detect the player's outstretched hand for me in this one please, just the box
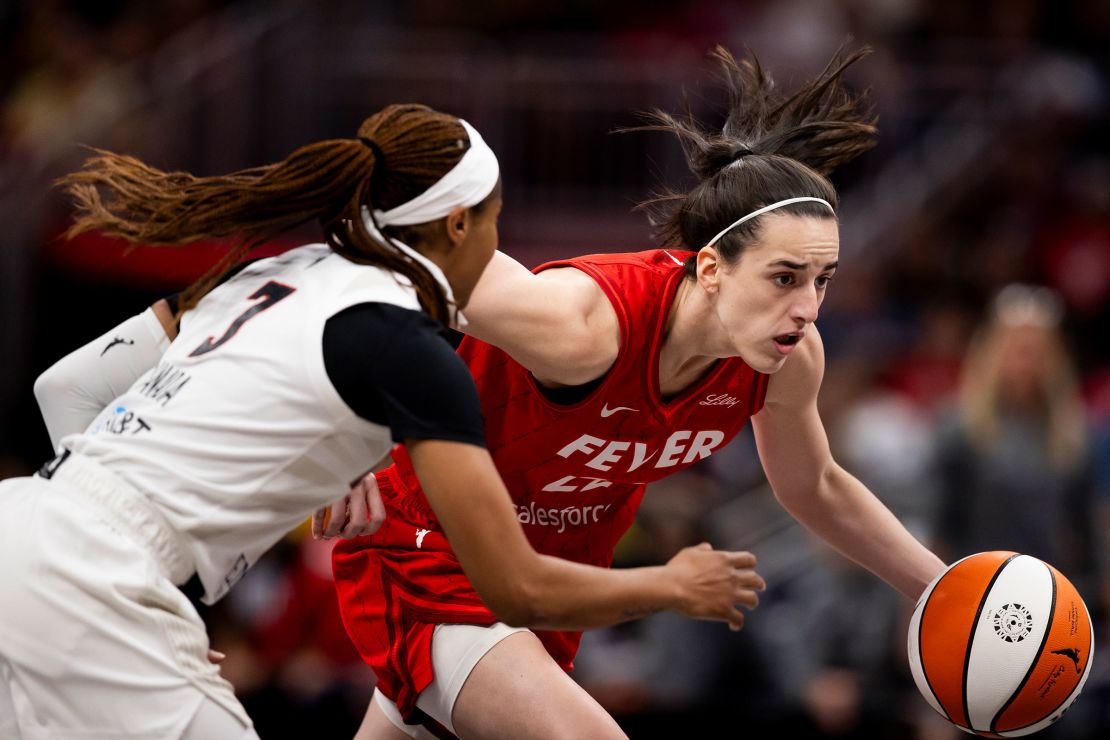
[666,542,765,631]
[311,472,387,539]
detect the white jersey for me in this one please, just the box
[65,243,421,603]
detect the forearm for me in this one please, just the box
[515,556,679,631]
[776,464,946,600]
[434,486,686,630]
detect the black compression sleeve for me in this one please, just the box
[322,303,486,447]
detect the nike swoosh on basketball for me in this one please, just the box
[600,404,638,417]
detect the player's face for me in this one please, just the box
[710,214,839,373]
[996,323,1053,404]
[446,190,503,309]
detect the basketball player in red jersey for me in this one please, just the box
[329,46,948,739]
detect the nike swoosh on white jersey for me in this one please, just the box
[600,404,638,417]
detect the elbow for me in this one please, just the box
[32,368,61,409]
[477,566,555,627]
[769,478,810,509]
[33,365,75,420]
[483,587,539,628]
[771,470,835,513]
[488,599,537,628]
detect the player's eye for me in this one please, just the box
[772,274,794,287]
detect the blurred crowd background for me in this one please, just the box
[2,0,1109,738]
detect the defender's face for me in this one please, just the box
[709,214,839,373]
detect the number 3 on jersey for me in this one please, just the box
[189,281,296,357]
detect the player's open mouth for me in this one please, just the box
[773,332,803,354]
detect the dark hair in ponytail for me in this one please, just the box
[629,44,877,276]
[59,103,481,323]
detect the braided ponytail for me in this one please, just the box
[60,103,476,323]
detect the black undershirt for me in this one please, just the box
[321,303,486,448]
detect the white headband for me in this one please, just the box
[704,196,835,248]
[356,217,470,330]
[371,119,499,226]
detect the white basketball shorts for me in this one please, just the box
[0,454,255,739]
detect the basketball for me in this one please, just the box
[907,551,1094,737]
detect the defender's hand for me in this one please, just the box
[311,473,386,539]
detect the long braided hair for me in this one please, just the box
[59,104,486,324]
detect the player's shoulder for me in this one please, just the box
[542,248,690,273]
[528,262,610,318]
[537,249,684,304]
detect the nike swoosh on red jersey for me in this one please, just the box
[600,404,638,417]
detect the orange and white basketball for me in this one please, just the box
[907,551,1094,737]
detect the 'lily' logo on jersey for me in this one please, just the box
[542,430,726,492]
[700,393,740,408]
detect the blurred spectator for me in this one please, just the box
[931,284,1097,585]
[3,3,130,165]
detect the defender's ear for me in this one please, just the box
[443,205,470,249]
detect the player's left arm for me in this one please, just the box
[751,326,946,600]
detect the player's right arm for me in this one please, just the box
[407,438,764,631]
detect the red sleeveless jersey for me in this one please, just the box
[333,250,769,718]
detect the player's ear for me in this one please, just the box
[443,205,469,249]
[696,246,721,295]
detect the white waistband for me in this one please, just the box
[40,451,195,586]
